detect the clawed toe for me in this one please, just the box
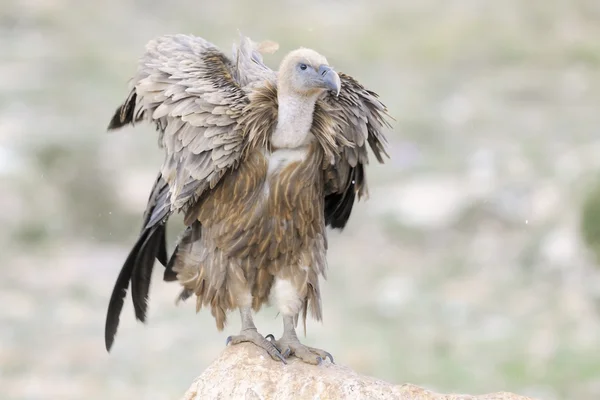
[266,336,334,365]
[270,349,287,364]
[291,344,323,365]
[311,347,334,364]
[226,330,287,364]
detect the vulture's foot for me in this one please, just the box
[226,329,287,364]
[228,306,287,363]
[266,334,334,365]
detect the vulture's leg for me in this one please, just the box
[267,315,334,365]
[226,306,286,364]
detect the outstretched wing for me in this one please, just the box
[321,73,391,229]
[105,34,262,351]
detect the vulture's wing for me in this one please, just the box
[105,34,260,351]
[321,73,391,229]
[231,34,278,86]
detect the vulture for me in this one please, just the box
[104,33,390,365]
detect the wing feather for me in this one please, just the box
[321,73,392,229]
[104,34,273,351]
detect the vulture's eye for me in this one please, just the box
[299,64,307,71]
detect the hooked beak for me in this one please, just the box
[318,65,341,96]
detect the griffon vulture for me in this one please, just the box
[104,34,390,365]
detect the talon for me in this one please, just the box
[226,328,287,364]
[265,334,275,341]
[272,316,334,365]
[274,351,288,364]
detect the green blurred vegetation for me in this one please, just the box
[581,178,600,266]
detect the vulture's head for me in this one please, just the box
[278,48,341,97]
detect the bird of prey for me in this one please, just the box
[104,33,390,365]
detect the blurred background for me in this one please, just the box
[2,0,600,399]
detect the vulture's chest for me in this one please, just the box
[197,144,325,260]
[264,147,311,191]
[256,144,325,215]
[253,145,326,257]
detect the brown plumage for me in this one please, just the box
[104,33,390,364]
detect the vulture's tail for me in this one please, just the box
[104,173,172,351]
[105,223,167,351]
[104,92,172,351]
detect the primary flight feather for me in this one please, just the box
[105,33,390,364]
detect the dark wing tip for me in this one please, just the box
[105,314,117,352]
[104,227,154,352]
[325,165,365,230]
[163,268,178,282]
[107,105,126,131]
[131,224,167,322]
[163,238,179,281]
[157,226,168,267]
[105,269,132,352]
[107,90,140,131]
[325,189,356,230]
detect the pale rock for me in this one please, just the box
[182,343,534,400]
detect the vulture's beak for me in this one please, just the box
[318,65,341,96]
